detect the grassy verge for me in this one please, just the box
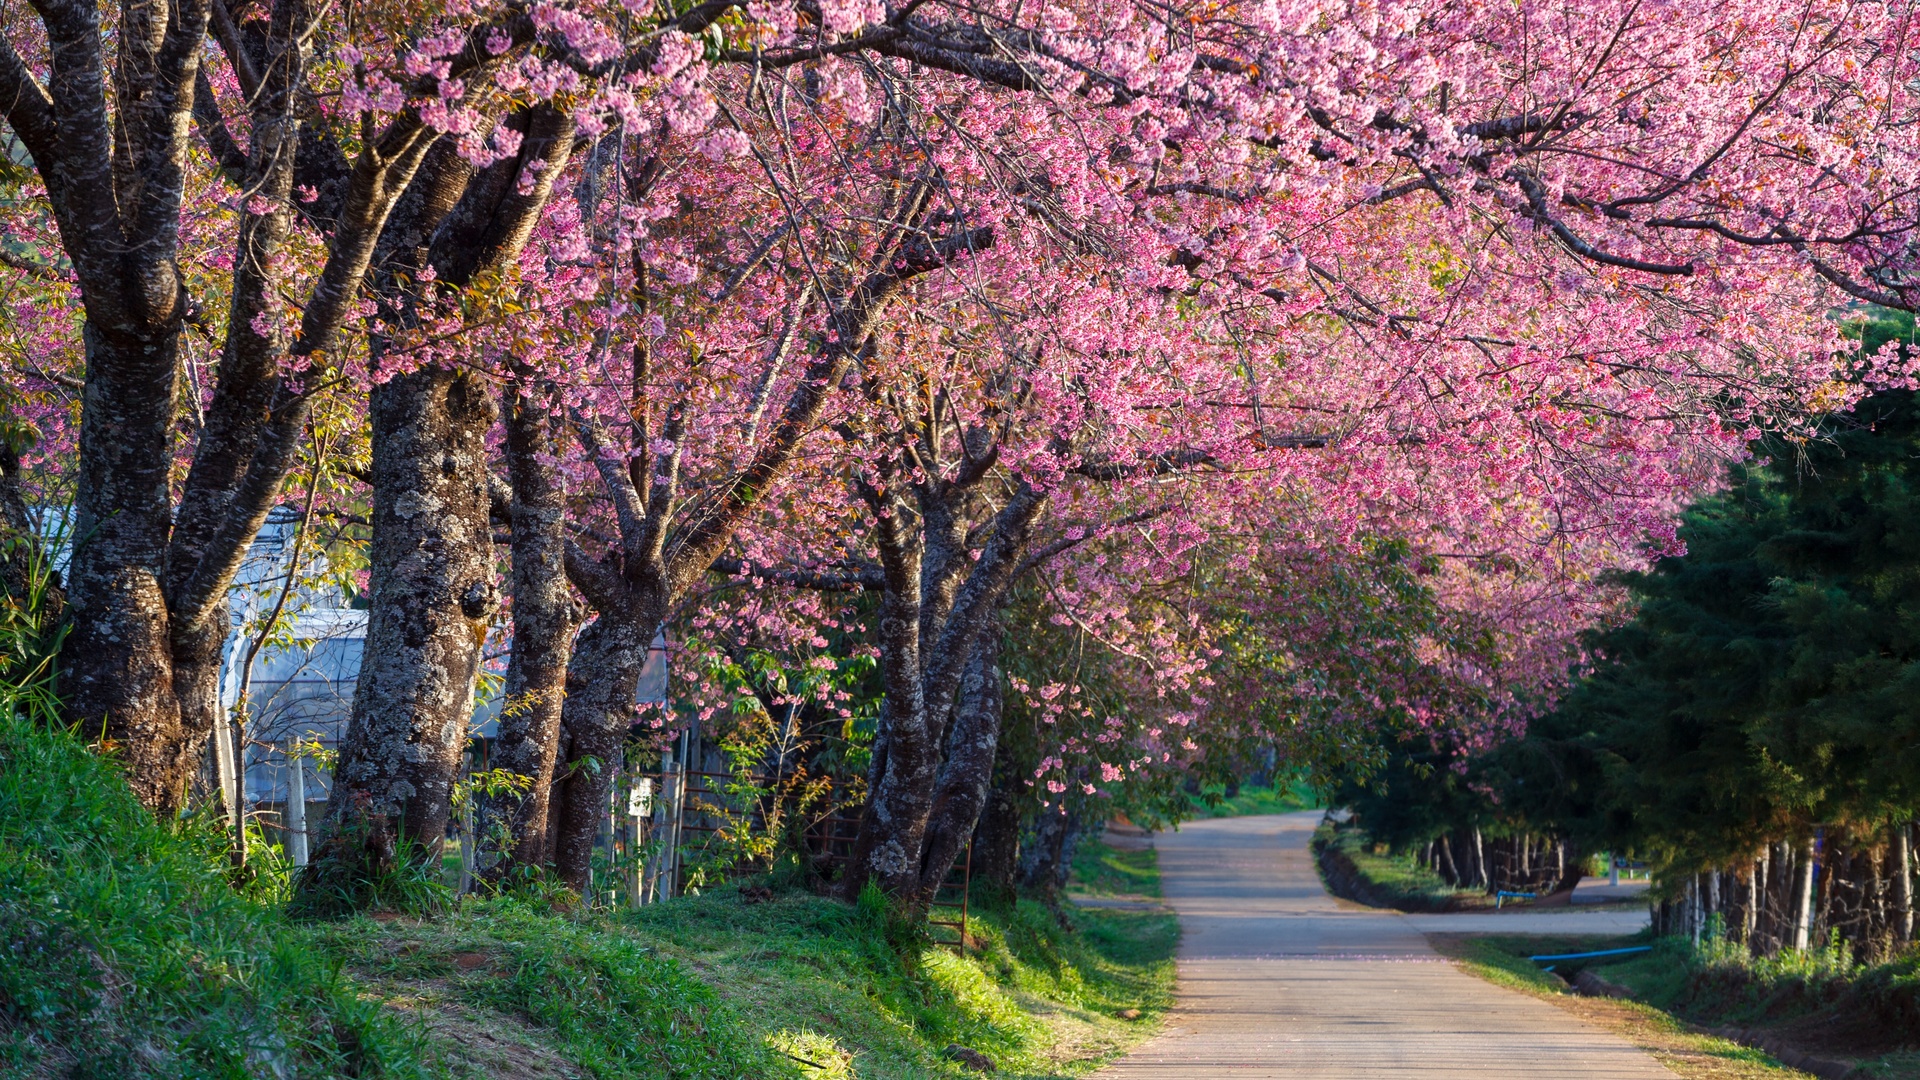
[1599,937,1920,1079]
[313,845,1176,1080]
[0,709,438,1077]
[1431,933,1810,1080]
[1,709,1176,1078]
[1312,821,1486,912]
[1065,837,1164,901]
[1432,933,1920,1080]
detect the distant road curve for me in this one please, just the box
[1095,811,1675,1079]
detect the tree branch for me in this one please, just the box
[664,223,995,588]
[1510,170,1694,276]
[709,557,885,592]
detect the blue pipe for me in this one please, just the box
[1527,946,1653,962]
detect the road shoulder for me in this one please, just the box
[1427,933,1820,1080]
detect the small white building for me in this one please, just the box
[218,510,667,810]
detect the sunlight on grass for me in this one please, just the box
[308,838,1177,1078]
[767,1029,856,1079]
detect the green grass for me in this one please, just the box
[1312,822,1485,911]
[311,841,1177,1079]
[0,708,436,1078]
[1067,838,1163,899]
[1601,936,1920,1072]
[1186,776,1321,819]
[0,704,1177,1078]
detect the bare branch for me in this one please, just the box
[1510,170,1694,276]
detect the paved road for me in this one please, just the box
[1096,812,1675,1079]
[1402,908,1649,935]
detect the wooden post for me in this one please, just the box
[663,758,684,898]
[644,768,669,903]
[1793,835,1816,951]
[287,752,309,867]
[1893,822,1913,945]
[457,771,475,896]
[960,838,971,947]
[637,768,660,903]
[213,708,241,848]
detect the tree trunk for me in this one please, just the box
[549,607,657,890]
[1895,822,1914,945]
[1706,867,1720,934]
[1867,841,1888,959]
[312,366,496,873]
[842,505,936,900]
[1549,838,1582,896]
[64,325,191,814]
[1815,835,1835,946]
[477,388,575,882]
[1021,802,1086,902]
[1793,834,1816,951]
[167,608,230,802]
[844,597,937,899]
[1436,833,1459,886]
[915,634,1002,902]
[970,698,1028,903]
[972,776,1024,902]
[843,483,1046,905]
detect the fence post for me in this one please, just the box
[637,776,660,903]
[457,765,475,896]
[286,753,308,867]
[663,759,683,898]
[213,708,241,843]
[961,839,971,948]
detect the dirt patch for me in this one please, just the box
[1103,820,1154,852]
[420,1000,584,1080]
[1547,994,1815,1080]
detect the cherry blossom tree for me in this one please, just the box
[0,0,726,813]
[3,0,1915,906]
